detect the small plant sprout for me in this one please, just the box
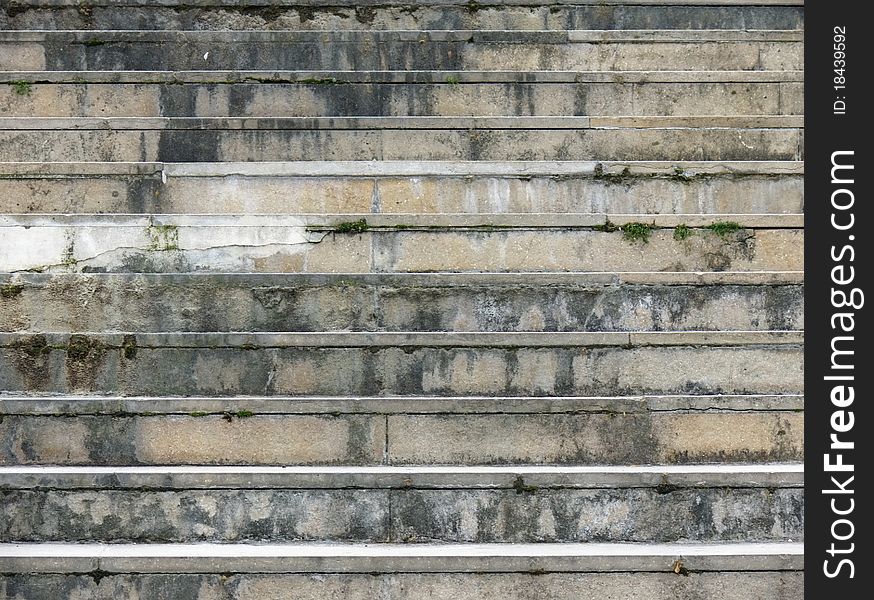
[11,81,32,96]
[620,222,654,244]
[705,221,743,237]
[673,224,692,241]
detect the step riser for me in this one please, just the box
[1,281,804,333]
[0,173,805,215]
[0,330,804,393]
[0,128,804,162]
[0,412,802,465]
[1,227,803,273]
[0,5,805,31]
[0,394,804,416]
[1,487,802,544]
[0,572,804,599]
[0,343,804,396]
[0,82,803,117]
[3,41,802,72]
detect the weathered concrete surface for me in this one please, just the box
[0,273,804,333]
[1,489,389,543]
[0,226,804,273]
[0,415,386,465]
[0,571,804,600]
[0,411,802,465]
[0,30,802,72]
[0,127,804,162]
[0,1,805,31]
[389,487,802,543]
[0,81,802,117]
[0,541,806,572]
[0,167,805,215]
[387,412,802,464]
[0,393,805,418]
[0,465,805,490]
[0,487,801,543]
[0,337,802,395]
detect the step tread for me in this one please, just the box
[0,213,804,228]
[0,271,807,284]
[0,331,804,347]
[0,29,804,42]
[0,70,805,83]
[4,0,806,7]
[0,464,804,489]
[0,160,805,176]
[0,393,805,414]
[0,541,805,574]
[0,115,804,130]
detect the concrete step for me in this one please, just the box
[1,0,805,32]
[0,330,803,398]
[0,160,805,215]
[0,393,804,465]
[0,71,802,117]
[0,466,802,544]
[0,272,804,333]
[0,408,804,466]
[0,391,805,415]
[0,30,802,72]
[0,115,803,162]
[0,542,803,600]
[0,213,802,273]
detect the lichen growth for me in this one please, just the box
[0,283,24,298]
[147,224,179,251]
[12,335,51,357]
[121,334,137,359]
[67,334,102,360]
[668,166,695,183]
[512,475,538,495]
[298,77,346,85]
[593,164,632,184]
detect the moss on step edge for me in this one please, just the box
[146,224,179,251]
[0,283,25,298]
[706,221,744,237]
[332,219,370,234]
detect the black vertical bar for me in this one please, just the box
[805,1,872,596]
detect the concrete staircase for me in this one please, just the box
[0,1,803,598]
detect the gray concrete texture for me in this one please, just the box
[0,126,804,162]
[0,32,802,72]
[0,274,804,333]
[0,411,802,465]
[0,571,804,600]
[0,81,803,117]
[0,170,805,215]
[0,336,803,395]
[0,3,805,32]
[1,226,804,273]
[0,486,802,543]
